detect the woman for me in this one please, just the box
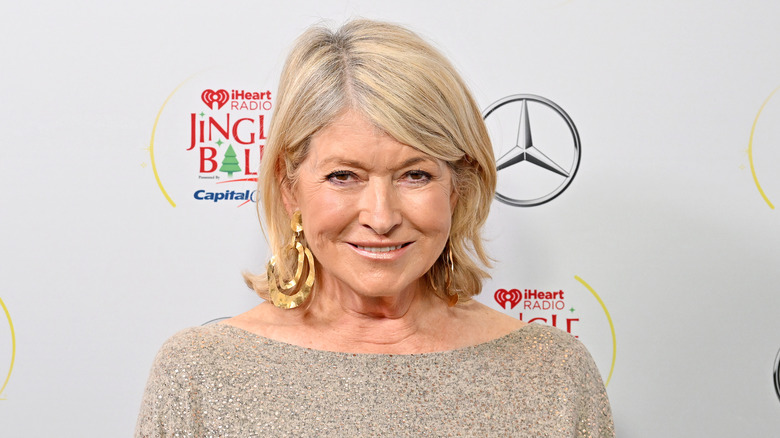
[136,19,613,437]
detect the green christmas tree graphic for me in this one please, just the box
[219,145,241,177]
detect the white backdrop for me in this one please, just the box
[2,1,780,436]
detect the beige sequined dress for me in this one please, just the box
[135,323,614,437]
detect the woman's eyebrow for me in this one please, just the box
[318,157,365,168]
[317,155,437,170]
[397,156,435,168]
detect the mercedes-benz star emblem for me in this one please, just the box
[483,94,581,207]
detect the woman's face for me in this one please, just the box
[283,110,457,299]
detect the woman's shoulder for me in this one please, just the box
[474,320,600,378]
[147,325,228,371]
[499,323,614,435]
[457,302,592,361]
[155,324,233,353]
[149,324,273,371]
[514,321,582,345]
[504,322,595,359]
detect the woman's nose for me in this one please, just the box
[358,178,402,235]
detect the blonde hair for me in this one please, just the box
[244,19,496,303]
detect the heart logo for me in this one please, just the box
[494,288,522,309]
[201,89,229,110]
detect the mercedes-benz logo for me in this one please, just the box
[483,94,581,207]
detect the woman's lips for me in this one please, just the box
[347,242,412,257]
[353,244,404,253]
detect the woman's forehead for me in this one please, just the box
[296,108,454,174]
[307,128,440,171]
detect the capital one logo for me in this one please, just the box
[483,94,581,207]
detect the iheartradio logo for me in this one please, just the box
[202,89,229,110]
[495,288,566,310]
[495,289,522,309]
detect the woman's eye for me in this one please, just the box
[326,170,355,184]
[403,170,432,183]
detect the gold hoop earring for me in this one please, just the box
[267,211,315,309]
[444,244,458,306]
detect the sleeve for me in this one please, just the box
[573,340,615,438]
[134,330,201,438]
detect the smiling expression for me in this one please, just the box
[283,110,457,299]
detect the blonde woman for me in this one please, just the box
[137,19,613,437]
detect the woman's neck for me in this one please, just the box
[296,276,454,353]
[228,274,524,354]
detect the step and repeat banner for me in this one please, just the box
[2,1,779,436]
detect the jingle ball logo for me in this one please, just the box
[146,79,273,208]
[493,277,617,386]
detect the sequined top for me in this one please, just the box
[135,323,613,437]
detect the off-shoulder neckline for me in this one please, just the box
[208,322,546,357]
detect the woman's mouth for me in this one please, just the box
[353,244,404,253]
[349,242,411,253]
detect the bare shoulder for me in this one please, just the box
[223,302,300,338]
[454,299,526,344]
[460,299,526,329]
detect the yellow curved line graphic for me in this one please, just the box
[747,85,780,210]
[0,297,16,400]
[574,275,616,387]
[150,75,198,208]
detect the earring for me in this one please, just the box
[267,211,315,309]
[443,243,458,306]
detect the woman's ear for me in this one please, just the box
[275,157,298,216]
[449,186,459,212]
[449,170,459,212]
[279,176,298,217]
